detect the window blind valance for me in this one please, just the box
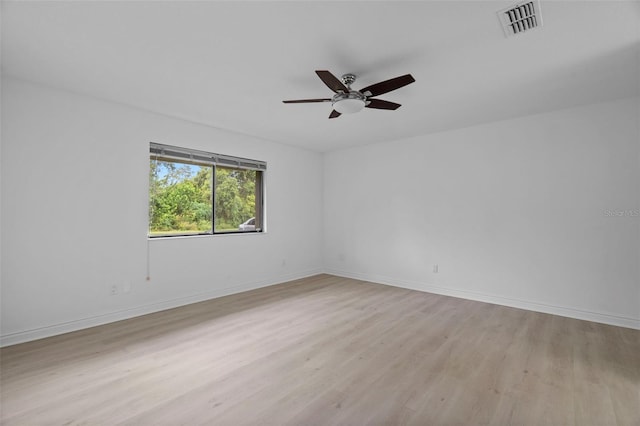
[150,142,267,171]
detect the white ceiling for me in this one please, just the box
[2,1,639,152]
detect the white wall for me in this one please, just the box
[1,77,324,345]
[324,97,640,329]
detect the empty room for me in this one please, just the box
[1,1,638,425]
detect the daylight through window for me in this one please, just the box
[149,143,265,237]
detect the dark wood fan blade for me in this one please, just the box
[283,98,332,103]
[329,110,341,119]
[316,70,349,93]
[359,74,415,97]
[366,99,401,110]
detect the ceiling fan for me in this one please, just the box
[283,70,415,119]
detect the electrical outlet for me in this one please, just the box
[433,264,439,273]
[110,285,118,295]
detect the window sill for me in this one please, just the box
[148,231,266,241]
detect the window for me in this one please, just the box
[149,143,265,237]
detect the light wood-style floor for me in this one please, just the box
[1,274,638,425]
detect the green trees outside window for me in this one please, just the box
[214,167,257,232]
[149,157,262,237]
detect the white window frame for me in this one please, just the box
[149,142,266,238]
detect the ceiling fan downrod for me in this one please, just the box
[340,73,357,90]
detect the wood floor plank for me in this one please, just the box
[1,274,638,425]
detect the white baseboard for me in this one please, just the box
[324,268,640,330]
[0,269,323,347]
[3,267,636,347]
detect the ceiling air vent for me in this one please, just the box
[498,0,543,37]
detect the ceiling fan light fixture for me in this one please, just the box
[333,98,365,114]
[332,92,366,114]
